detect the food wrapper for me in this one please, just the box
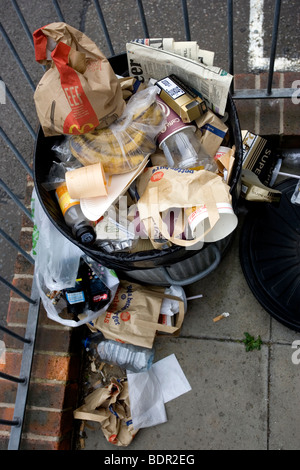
[69,85,166,174]
[33,22,125,136]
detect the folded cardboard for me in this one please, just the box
[242,130,276,186]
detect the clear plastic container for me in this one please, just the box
[160,126,217,171]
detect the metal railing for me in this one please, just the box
[0,0,294,450]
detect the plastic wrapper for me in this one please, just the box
[69,85,166,175]
[94,207,138,253]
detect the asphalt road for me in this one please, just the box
[0,0,299,324]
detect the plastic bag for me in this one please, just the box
[68,85,166,175]
[31,189,119,327]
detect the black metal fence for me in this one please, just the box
[0,0,294,450]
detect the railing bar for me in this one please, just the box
[8,276,40,450]
[233,87,295,100]
[136,0,149,38]
[0,22,35,92]
[0,371,26,384]
[267,0,282,95]
[92,0,115,56]
[0,128,33,178]
[0,275,36,305]
[0,178,33,221]
[227,0,234,95]
[0,325,31,344]
[0,227,34,264]
[1,77,36,139]
[181,0,191,41]
[0,418,21,427]
[10,0,34,48]
[51,0,65,22]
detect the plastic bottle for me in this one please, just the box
[83,333,155,373]
[55,183,95,245]
[156,94,217,172]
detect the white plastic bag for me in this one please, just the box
[31,189,119,327]
[31,188,83,291]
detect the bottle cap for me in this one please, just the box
[76,226,96,245]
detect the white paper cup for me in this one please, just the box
[65,163,107,199]
[187,202,238,242]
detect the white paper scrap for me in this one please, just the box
[152,354,192,403]
[127,354,191,429]
[127,368,167,429]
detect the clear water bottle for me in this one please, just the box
[55,183,95,245]
[83,334,155,373]
[156,94,217,172]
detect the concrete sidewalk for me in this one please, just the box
[76,206,300,451]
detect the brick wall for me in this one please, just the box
[0,177,83,450]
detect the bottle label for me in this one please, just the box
[56,183,80,216]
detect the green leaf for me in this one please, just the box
[242,332,262,352]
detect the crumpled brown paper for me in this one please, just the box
[74,377,137,446]
[33,22,125,136]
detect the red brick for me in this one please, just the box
[26,382,79,410]
[18,230,34,253]
[0,407,15,433]
[0,437,9,451]
[0,380,17,404]
[10,277,34,301]
[2,326,26,350]
[35,327,75,354]
[20,435,72,450]
[31,354,80,382]
[13,253,34,276]
[23,409,74,437]
[0,351,22,377]
[6,300,30,325]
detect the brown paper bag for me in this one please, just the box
[87,281,185,349]
[74,377,137,446]
[33,22,125,136]
[136,167,233,247]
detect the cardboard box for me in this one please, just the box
[155,74,207,123]
[242,130,277,186]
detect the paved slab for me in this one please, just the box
[78,210,300,451]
